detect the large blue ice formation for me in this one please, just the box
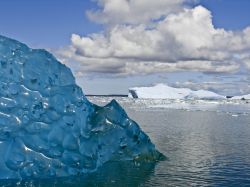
[0,35,163,179]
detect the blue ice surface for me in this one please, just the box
[0,35,164,179]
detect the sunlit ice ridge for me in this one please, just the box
[0,35,164,179]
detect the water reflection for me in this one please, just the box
[124,106,250,186]
[0,161,157,187]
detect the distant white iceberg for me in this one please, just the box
[129,84,225,100]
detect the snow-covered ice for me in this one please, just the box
[0,35,163,179]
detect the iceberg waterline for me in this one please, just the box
[0,35,163,179]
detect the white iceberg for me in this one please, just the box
[129,83,225,100]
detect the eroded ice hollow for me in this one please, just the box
[0,35,164,179]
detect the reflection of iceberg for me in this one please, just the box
[129,84,225,100]
[1,161,156,186]
[0,35,163,179]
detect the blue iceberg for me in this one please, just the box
[0,35,163,179]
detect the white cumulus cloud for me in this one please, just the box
[56,1,250,77]
[87,0,192,25]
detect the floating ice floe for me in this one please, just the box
[231,94,250,100]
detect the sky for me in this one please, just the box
[0,0,250,95]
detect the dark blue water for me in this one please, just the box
[1,98,250,186]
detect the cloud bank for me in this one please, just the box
[56,0,250,77]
